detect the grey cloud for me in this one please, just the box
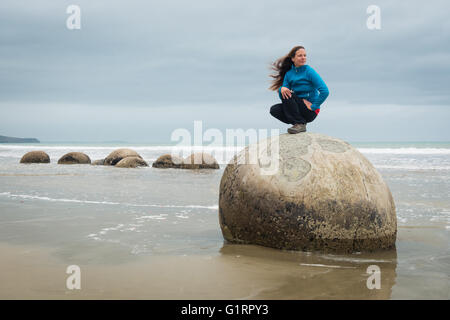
[0,0,449,142]
[0,0,448,105]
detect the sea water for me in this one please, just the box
[0,141,448,299]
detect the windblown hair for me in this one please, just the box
[269,46,304,91]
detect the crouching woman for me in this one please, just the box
[269,46,330,134]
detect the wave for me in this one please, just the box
[0,145,245,152]
[0,192,218,210]
[2,144,450,155]
[0,145,245,161]
[375,164,450,170]
[358,148,450,155]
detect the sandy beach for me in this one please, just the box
[0,223,447,300]
[0,143,449,299]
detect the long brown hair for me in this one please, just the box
[269,46,304,91]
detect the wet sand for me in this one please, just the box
[0,242,393,300]
[0,225,448,300]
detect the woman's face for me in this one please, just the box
[291,48,307,67]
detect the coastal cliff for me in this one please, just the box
[0,135,40,143]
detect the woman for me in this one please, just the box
[269,46,329,134]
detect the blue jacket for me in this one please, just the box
[278,64,329,111]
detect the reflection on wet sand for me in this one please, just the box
[219,244,398,299]
[0,242,397,299]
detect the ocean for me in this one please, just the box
[0,140,448,299]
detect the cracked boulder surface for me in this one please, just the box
[219,132,397,253]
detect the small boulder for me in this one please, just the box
[20,151,50,164]
[91,159,105,165]
[181,153,219,169]
[58,152,91,164]
[115,156,148,168]
[104,148,142,166]
[152,154,183,168]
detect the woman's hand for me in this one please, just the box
[280,87,292,99]
[303,99,313,110]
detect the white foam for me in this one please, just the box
[0,192,122,205]
[87,234,101,241]
[4,145,448,155]
[359,148,450,155]
[0,145,244,152]
[136,214,168,220]
[375,165,450,170]
[0,192,218,210]
[321,256,392,264]
[299,263,356,269]
[398,217,408,224]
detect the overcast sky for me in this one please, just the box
[1,0,449,143]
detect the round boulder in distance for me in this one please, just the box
[104,148,142,166]
[58,152,91,164]
[152,154,183,168]
[91,159,105,165]
[20,151,50,164]
[115,156,148,168]
[219,132,397,253]
[181,153,219,169]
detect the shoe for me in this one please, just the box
[287,123,306,134]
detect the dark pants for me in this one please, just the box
[270,93,317,125]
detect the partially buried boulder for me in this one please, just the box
[219,132,397,253]
[152,154,183,168]
[91,159,105,165]
[115,156,148,168]
[58,152,91,164]
[104,148,142,166]
[181,152,219,169]
[20,151,50,164]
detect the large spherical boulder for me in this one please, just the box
[219,133,397,253]
[57,152,91,164]
[115,156,148,168]
[152,154,183,168]
[181,153,219,169]
[104,148,142,166]
[20,151,50,163]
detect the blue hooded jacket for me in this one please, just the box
[278,64,329,111]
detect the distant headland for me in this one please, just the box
[0,135,40,143]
